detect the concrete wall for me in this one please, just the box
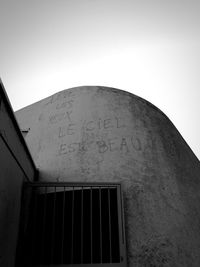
[15,86,200,267]
[0,81,36,267]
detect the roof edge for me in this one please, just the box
[0,79,37,174]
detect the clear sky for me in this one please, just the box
[0,0,199,160]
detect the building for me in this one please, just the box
[1,81,200,267]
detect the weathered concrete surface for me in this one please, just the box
[0,82,36,267]
[15,86,200,267]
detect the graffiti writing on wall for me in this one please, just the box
[57,116,126,138]
[45,91,75,106]
[44,90,155,158]
[57,135,153,156]
[47,91,76,124]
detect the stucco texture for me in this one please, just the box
[15,86,200,267]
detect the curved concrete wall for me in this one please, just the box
[16,86,200,267]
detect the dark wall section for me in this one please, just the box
[0,80,36,267]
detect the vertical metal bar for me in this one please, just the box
[81,187,84,263]
[90,187,93,263]
[120,184,127,265]
[61,186,66,264]
[108,188,112,262]
[71,187,74,264]
[99,187,102,263]
[41,186,47,263]
[51,186,57,264]
[117,185,125,263]
[119,185,124,244]
[31,187,38,263]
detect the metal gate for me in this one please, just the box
[16,182,127,267]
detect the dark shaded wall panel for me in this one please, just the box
[0,138,24,266]
[0,82,36,267]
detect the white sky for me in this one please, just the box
[0,0,199,160]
